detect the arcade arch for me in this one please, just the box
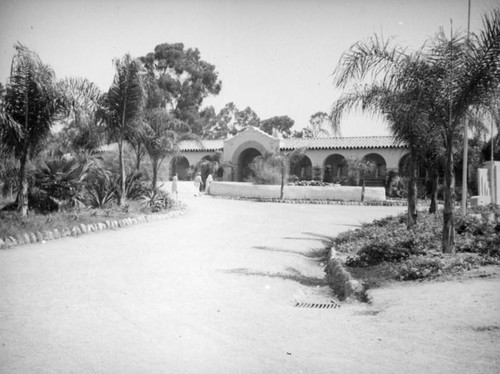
[363,153,387,178]
[237,148,262,182]
[170,156,190,180]
[290,155,313,180]
[323,154,348,182]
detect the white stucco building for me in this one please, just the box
[173,126,409,186]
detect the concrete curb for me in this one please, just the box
[325,247,368,302]
[211,195,431,207]
[0,204,188,250]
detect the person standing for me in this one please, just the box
[205,174,213,194]
[171,173,178,200]
[194,172,202,197]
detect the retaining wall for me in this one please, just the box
[208,182,386,201]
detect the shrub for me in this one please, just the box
[334,208,499,279]
[139,189,174,213]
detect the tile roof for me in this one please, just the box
[178,136,405,152]
[280,136,405,150]
[178,139,224,152]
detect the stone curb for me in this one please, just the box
[211,195,431,207]
[325,247,368,302]
[0,204,188,250]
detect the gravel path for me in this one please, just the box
[1,188,499,373]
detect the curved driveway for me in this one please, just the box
[1,191,498,373]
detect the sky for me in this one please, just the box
[0,0,498,137]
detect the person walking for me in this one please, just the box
[171,173,179,200]
[205,174,213,194]
[194,172,202,197]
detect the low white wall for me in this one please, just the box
[208,182,386,201]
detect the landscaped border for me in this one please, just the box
[210,195,433,207]
[0,204,189,249]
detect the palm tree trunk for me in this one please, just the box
[361,178,365,202]
[17,149,29,217]
[118,139,126,206]
[280,162,285,200]
[152,159,158,195]
[135,145,142,171]
[429,168,438,214]
[407,149,418,228]
[442,137,455,253]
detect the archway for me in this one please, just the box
[237,148,262,181]
[324,154,348,183]
[170,156,190,180]
[363,153,387,178]
[290,155,313,180]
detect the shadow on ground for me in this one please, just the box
[221,267,327,287]
[252,245,329,262]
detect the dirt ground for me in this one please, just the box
[1,184,499,373]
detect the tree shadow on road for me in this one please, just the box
[221,267,327,287]
[252,245,329,262]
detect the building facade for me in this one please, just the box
[172,126,409,185]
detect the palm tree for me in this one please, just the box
[427,11,500,252]
[104,54,145,206]
[331,36,439,227]
[0,43,67,216]
[142,108,192,194]
[56,77,105,154]
[332,10,500,252]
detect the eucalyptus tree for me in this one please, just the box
[103,54,146,206]
[140,43,221,134]
[0,43,67,216]
[260,115,295,138]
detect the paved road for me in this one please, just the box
[2,191,497,373]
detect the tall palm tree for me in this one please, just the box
[56,77,105,154]
[104,54,145,206]
[427,11,500,252]
[0,43,67,216]
[331,36,439,228]
[331,9,500,252]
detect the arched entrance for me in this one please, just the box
[360,153,387,187]
[290,155,313,180]
[237,148,262,181]
[170,156,190,180]
[324,154,348,183]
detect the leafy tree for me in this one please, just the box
[198,106,218,139]
[140,43,221,133]
[103,54,146,206]
[306,112,336,138]
[235,106,260,129]
[0,43,67,216]
[260,115,294,138]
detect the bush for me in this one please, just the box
[139,190,174,213]
[395,254,499,281]
[333,207,500,280]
